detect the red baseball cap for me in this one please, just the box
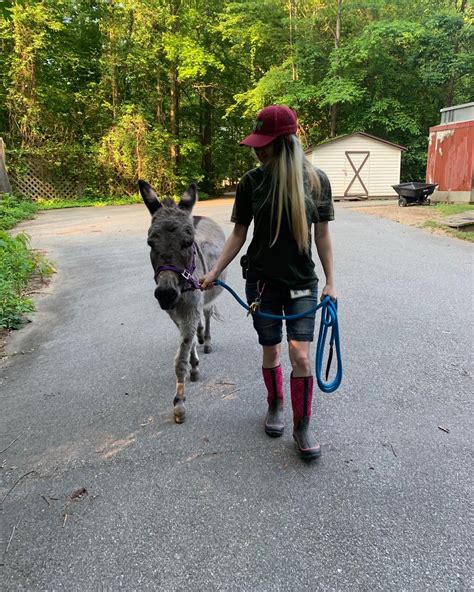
[240,105,298,148]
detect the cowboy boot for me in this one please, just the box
[262,365,285,437]
[291,374,321,460]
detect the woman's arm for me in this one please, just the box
[314,221,337,300]
[200,223,248,290]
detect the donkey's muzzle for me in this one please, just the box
[155,286,179,310]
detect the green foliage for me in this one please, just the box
[0,194,37,230]
[0,230,54,329]
[0,0,472,196]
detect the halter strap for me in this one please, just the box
[154,243,201,291]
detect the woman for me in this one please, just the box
[200,105,336,461]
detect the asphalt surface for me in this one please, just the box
[0,199,472,591]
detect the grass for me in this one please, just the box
[0,194,53,330]
[432,203,474,216]
[36,190,214,210]
[37,194,143,210]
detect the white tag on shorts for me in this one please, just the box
[290,289,311,299]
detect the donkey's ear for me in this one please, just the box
[178,183,198,211]
[138,180,161,215]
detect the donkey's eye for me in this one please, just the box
[181,240,193,249]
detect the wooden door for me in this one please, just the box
[344,151,370,197]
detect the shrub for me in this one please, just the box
[0,194,37,230]
[0,231,54,329]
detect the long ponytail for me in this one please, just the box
[266,135,320,253]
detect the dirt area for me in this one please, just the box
[344,200,442,227]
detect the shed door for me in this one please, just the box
[345,151,370,197]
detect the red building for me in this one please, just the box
[426,102,474,204]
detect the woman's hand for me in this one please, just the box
[321,283,337,302]
[200,269,219,291]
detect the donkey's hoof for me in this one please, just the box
[204,344,212,354]
[190,369,199,382]
[198,336,204,345]
[173,400,186,423]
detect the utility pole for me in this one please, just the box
[0,138,13,194]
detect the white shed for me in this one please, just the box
[305,132,407,200]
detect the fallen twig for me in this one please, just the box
[4,513,24,556]
[40,495,50,507]
[221,388,240,398]
[0,470,37,506]
[390,444,397,457]
[438,426,450,433]
[0,432,24,456]
[5,525,16,554]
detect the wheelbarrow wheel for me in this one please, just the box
[398,197,407,207]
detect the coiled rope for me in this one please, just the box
[214,279,343,393]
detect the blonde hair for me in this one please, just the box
[264,135,320,253]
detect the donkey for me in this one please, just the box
[138,180,226,423]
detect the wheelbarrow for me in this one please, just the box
[392,182,438,207]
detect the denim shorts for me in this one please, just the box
[245,280,318,346]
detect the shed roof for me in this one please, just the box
[305,132,407,153]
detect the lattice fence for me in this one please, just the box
[9,158,83,200]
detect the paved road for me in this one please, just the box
[1,200,472,591]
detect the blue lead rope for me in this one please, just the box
[213,279,343,393]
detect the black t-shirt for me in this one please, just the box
[231,165,334,289]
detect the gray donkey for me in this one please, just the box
[139,180,226,423]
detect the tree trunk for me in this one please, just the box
[169,0,180,172]
[330,0,342,137]
[170,65,179,169]
[288,0,298,81]
[156,70,163,124]
[200,89,213,194]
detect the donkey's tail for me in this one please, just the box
[207,304,224,323]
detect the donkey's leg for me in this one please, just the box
[173,324,198,423]
[203,307,212,354]
[189,341,199,382]
[197,319,204,345]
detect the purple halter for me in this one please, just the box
[154,242,201,292]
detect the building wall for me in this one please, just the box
[440,102,474,124]
[308,135,402,198]
[426,120,474,204]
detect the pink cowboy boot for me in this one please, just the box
[291,374,321,460]
[262,365,285,437]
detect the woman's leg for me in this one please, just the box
[288,341,311,376]
[288,339,321,461]
[246,281,286,437]
[263,344,281,368]
[261,344,284,436]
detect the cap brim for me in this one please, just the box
[239,133,276,148]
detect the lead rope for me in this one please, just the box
[213,279,343,393]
